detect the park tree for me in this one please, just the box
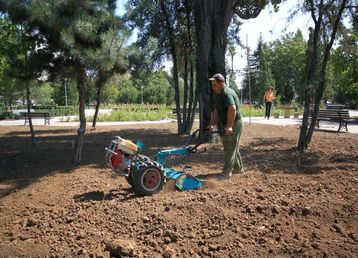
[192,0,282,133]
[91,19,130,129]
[242,36,276,105]
[52,78,78,106]
[297,0,353,157]
[0,18,24,110]
[330,17,358,108]
[115,75,139,103]
[0,0,125,163]
[31,82,54,105]
[267,31,307,104]
[126,0,198,134]
[126,0,282,135]
[0,15,53,144]
[142,71,172,104]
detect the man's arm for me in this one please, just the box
[225,104,236,135]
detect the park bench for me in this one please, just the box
[21,112,51,125]
[327,104,345,110]
[310,109,351,132]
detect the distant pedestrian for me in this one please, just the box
[263,87,275,119]
[208,73,244,180]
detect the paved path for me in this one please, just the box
[1,115,357,134]
[242,116,358,134]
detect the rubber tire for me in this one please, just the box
[132,165,164,196]
[125,171,134,186]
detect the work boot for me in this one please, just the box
[216,172,232,180]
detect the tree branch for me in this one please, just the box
[233,0,266,19]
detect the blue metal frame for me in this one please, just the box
[154,147,191,166]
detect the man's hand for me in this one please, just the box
[225,127,233,135]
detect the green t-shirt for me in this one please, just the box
[213,87,241,127]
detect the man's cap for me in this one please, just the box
[209,73,225,82]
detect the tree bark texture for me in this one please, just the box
[160,0,182,133]
[181,0,196,134]
[92,85,101,129]
[298,0,348,153]
[92,71,108,129]
[25,80,35,146]
[73,64,87,164]
[193,0,235,134]
[306,0,348,145]
[297,1,323,153]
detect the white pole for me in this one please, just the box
[246,34,251,125]
[64,79,68,107]
[141,86,143,104]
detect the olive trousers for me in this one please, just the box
[221,118,244,175]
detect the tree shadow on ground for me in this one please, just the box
[0,126,194,198]
[1,125,356,199]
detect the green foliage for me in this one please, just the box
[114,71,173,105]
[239,104,265,117]
[89,104,169,121]
[330,27,358,108]
[242,36,277,105]
[143,72,171,104]
[0,17,28,108]
[51,79,78,106]
[101,81,120,104]
[31,82,54,105]
[116,76,139,103]
[267,31,307,104]
[32,105,78,116]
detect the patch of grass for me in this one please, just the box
[89,104,169,122]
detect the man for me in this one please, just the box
[208,73,244,180]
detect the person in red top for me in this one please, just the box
[263,87,275,119]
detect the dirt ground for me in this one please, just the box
[0,122,357,257]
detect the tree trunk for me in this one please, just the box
[179,0,196,135]
[297,14,322,153]
[92,73,106,129]
[187,58,196,133]
[298,0,347,154]
[193,0,234,136]
[92,86,101,129]
[182,46,189,134]
[25,80,35,146]
[160,0,182,133]
[306,0,347,145]
[73,65,87,164]
[194,0,214,135]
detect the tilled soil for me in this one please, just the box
[0,123,357,257]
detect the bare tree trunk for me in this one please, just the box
[182,47,189,134]
[194,0,234,137]
[25,80,35,146]
[298,0,347,153]
[160,0,182,133]
[92,86,101,129]
[187,59,196,133]
[181,0,196,134]
[306,0,347,145]
[92,74,106,129]
[73,65,87,164]
[194,0,214,135]
[297,2,323,153]
[189,93,198,131]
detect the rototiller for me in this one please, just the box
[105,129,215,196]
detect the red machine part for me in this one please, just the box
[111,150,123,168]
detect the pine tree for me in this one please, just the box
[0,0,124,163]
